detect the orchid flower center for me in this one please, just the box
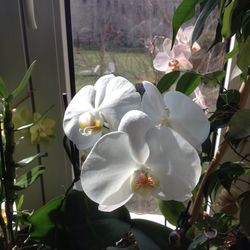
[131,168,160,196]
[160,108,172,128]
[78,110,104,136]
[168,58,180,71]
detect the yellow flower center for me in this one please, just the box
[160,108,172,128]
[79,111,104,136]
[131,168,160,196]
[168,58,180,71]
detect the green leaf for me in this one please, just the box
[225,44,239,61]
[172,0,200,47]
[15,122,34,131]
[221,0,238,38]
[131,219,175,250]
[16,195,24,211]
[0,77,8,98]
[11,61,36,98]
[187,233,208,250]
[29,195,65,243]
[192,0,219,44]
[63,190,131,250]
[157,71,180,93]
[237,36,250,74]
[14,165,46,190]
[209,89,240,130]
[240,191,250,235]
[158,200,185,226]
[107,246,139,250]
[202,71,225,86]
[15,152,48,168]
[227,109,250,141]
[176,72,201,95]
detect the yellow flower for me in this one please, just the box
[29,112,55,144]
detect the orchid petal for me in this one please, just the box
[153,52,171,72]
[145,126,201,201]
[174,44,191,59]
[142,81,166,125]
[162,38,173,55]
[164,91,210,149]
[81,132,136,209]
[94,74,115,108]
[118,110,153,164]
[63,86,96,149]
[176,55,193,71]
[98,76,141,129]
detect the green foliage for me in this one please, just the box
[238,36,250,74]
[131,219,176,250]
[227,109,250,141]
[14,165,46,190]
[172,0,200,47]
[15,152,48,168]
[11,60,36,98]
[202,71,225,86]
[187,233,208,250]
[191,0,219,44]
[158,200,185,226]
[157,71,180,93]
[176,72,201,95]
[239,191,250,235]
[0,77,8,98]
[209,89,240,130]
[205,162,249,197]
[29,195,65,247]
[221,0,238,38]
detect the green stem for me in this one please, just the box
[3,101,16,245]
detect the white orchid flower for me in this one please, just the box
[142,82,210,150]
[81,110,201,212]
[153,38,193,73]
[63,74,141,149]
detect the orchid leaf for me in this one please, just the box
[0,77,8,98]
[63,190,131,250]
[176,72,201,95]
[172,0,200,47]
[15,152,48,168]
[157,71,180,93]
[11,60,36,98]
[14,165,46,190]
[202,70,225,86]
[131,219,175,250]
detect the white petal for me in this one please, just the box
[94,74,115,108]
[81,132,136,209]
[118,110,153,164]
[153,52,170,72]
[177,54,193,71]
[63,86,96,148]
[142,81,165,125]
[162,38,173,55]
[145,126,201,201]
[64,85,95,118]
[98,179,134,212]
[163,91,210,149]
[98,76,141,129]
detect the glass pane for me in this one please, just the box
[70,0,181,91]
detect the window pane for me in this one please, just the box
[70,0,181,91]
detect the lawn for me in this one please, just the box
[73,47,161,91]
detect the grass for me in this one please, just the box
[73,47,161,91]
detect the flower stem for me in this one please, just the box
[189,76,250,225]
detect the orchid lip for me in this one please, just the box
[131,167,160,196]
